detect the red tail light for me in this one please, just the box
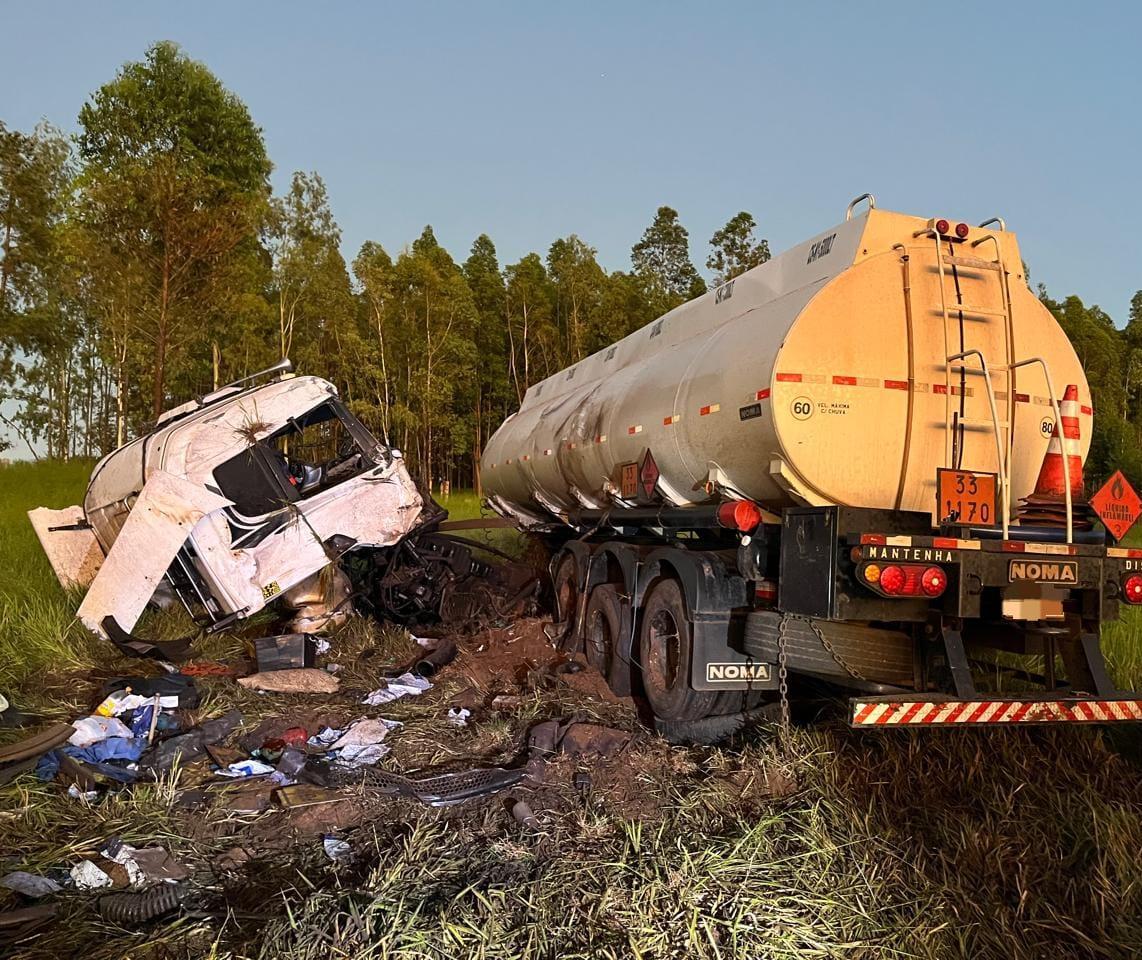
[867,563,946,598]
[1124,575,1142,604]
[921,566,947,597]
[879,564,907,594]
[954,222,970,239]
[935,218,950,235]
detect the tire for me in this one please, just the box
[583,584,621,676]
[655,702,784,746]
[638,578,719,721]
[551,552,581,652]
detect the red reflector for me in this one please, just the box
[717,500,762,533]
[935,218,950,235]
[921,566,946,597]
[954,222,969,239]
[1124,575,1142,605]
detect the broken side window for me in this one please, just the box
[213,444,299,517]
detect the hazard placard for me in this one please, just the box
[638,449,660,502]
[1090,470,1142,542]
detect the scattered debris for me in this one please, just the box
[0,872,62,898]
[0,722,74,767]
[97,674,198,709]
[237,669,339,694]
[101,842,190,885]
[0,905,57,943]
[68,716,132,747]
[322,836,351,861]
[143,709,243,774]
[405,637,458,678]
[69,860,113,890]
[528,719,631,760]
[321,718,402,768]
[97,884,183,925]
[361,764,533,806]
[508,797,540,829]
[254,634,314,672]
[446,707,471,727]
[361,673,430,706]
[218,759,275,779]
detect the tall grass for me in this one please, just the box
[2,461,1142,959]
[0,459,105,715]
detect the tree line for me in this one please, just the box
[0,42,769,493]
[2,42,1140,495]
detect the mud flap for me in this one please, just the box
[690,615,778,692]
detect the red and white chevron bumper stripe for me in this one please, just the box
[851,698,1142,726]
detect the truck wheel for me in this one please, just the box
[584,584,620,675]
[639,578,719,721]
[655,702,784,745]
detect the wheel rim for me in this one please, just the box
[646,606,681,696]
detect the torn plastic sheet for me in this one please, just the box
[361,673,431,706]
[1,872,62,898]
[102,840,190,886]
[68,716,133,748]
[323,836,351,861]
[308,719,401,769]
[218,759,275,779]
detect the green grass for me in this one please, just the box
[2,461,1142,959]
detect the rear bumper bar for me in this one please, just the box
[851,695,1142,726]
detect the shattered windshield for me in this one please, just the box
[214,400,389,516]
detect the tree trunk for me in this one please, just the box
[153,247,171,419]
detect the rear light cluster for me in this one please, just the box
[862,563,947,598]
[1123,575,1142,604]
[934,219,970,240]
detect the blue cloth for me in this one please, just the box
[35,750,60,781]
[128,705,155,739]
[63,737,145,765]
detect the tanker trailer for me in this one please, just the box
[483,194,1142,733]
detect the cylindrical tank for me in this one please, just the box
[482,207,1091,523]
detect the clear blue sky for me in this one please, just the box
[3,0,1141,322]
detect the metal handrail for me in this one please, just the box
[947,350,1011,537]
[932,233,955,465]
[978,217,1006,231]
[970,232,1016,491]
[1010,357,1072,544]
[846,193,876,221]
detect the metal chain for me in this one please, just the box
[792,614,869,683]
[776,614,790,732]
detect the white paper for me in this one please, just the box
[70,860,113,890]
[361,673,431,706]
[447,707,471,727]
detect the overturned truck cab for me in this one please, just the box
[29,361,433,656]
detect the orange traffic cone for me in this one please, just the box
[1016,384,1091,528]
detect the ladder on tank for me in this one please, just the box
[915,218,1073,543]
